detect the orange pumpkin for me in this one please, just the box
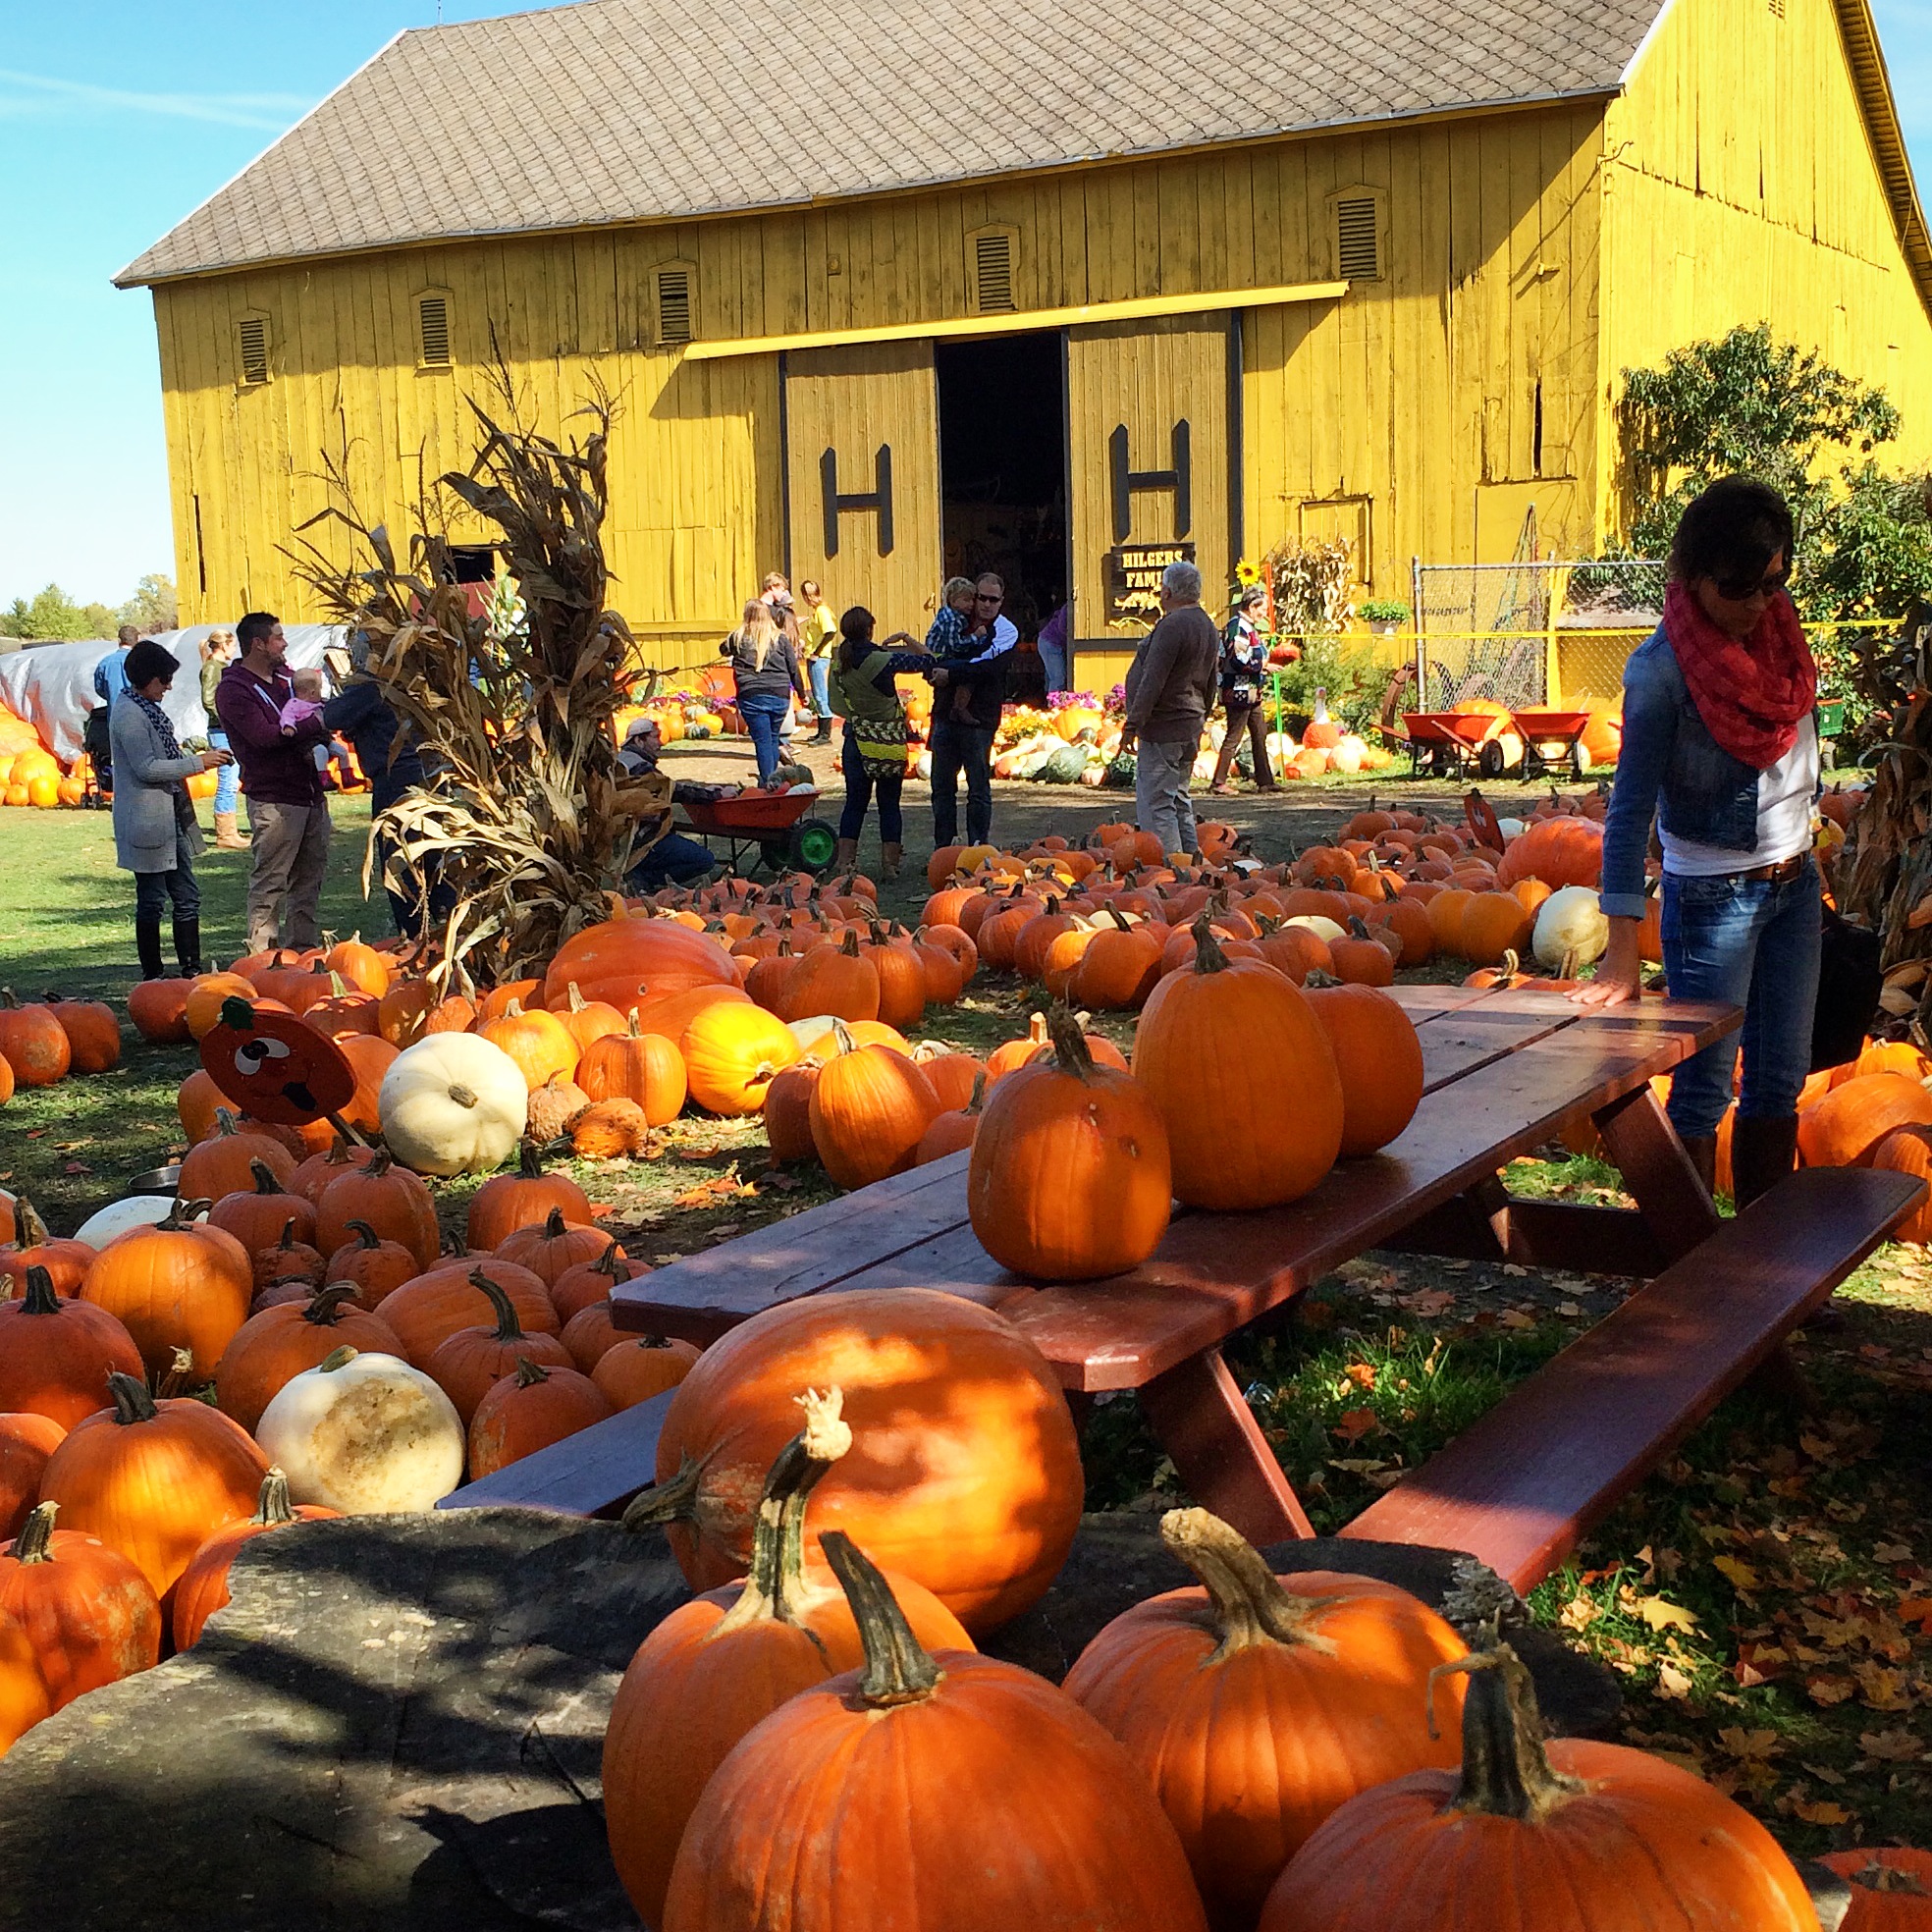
[126,977,194,1044]
[1871,1124,1932,1243]
[553,982,629,1055]
[969,1007,1171,1279]
[1134,923,1343,1209]
[0,1414,66,1540]
[287,1139,381,1206]
[494,1207,616,1287]
[314,1148,441,1268]
[427,1275,576,1425]
[806,1032,942,1189]
[539,914,740,1013]
[42,996,121,1074]
[1798,1072,1932,1168]
[378,1260,560,1368]
[171,1468,341,1650]
[635,1287,1083,1632]
[1818,1849,1932,1929]
[0,1500,163,1711]
[322,1220,420,1307]
[467,1357,613,1476]
[38,1372,269,1605]
[214,1285,404,1434]
[592,1333,700,1410]
[1493,814,1604,890]
[478,999,581,1092]
[1306,983,1426,1156]
[915,1069,987,1164]
[1327,920,1398,987]
[0,992,71,1088]
[206,1158,318,1258]
[1065,1509,1467,1929]
[762,1058,824,1164]
[1069,914,1164,1011]
[184,972,260,1042]
[1458,889,1534,967]
[80,1204,253,1380]
[180,1109,296,1203]
[575,1012,687,1122]
[0,1266,145,1430]
[464,1141,593,1251]
[778,930,881,1023]
[550,1239,648,1321]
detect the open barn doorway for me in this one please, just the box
[936,332,1068,704]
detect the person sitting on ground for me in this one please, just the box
[828,606,928,881]
[617,718,726,892]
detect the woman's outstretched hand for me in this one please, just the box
[1568,917,1643,1008]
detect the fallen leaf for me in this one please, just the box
[1858,1728,1922,1761]
[1854,1662,1911,1709]
[1326,1458,1389,1476]
[1713,1556,1760,1593]
[1633,1595,1700,1635]
[1806,1676,1856,1706]
[1558,1595,1598,1632]
[1790,1797,1853,1826]
[1715,1727,1782,1761]
[1499,1310,1536,1329]
[1332,1408,1379,1444]
[1555,1301,1583,1317]
[1895,1597,1932,1630]
[1656,1661,1693,1698]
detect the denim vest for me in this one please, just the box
[1598,624,1772,919]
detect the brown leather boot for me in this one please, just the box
[1682,1135,1718,1201]
[213,811,248,850]
[1731,1115,1798,1209]
[832,837,860,876]
[881,842,903,881]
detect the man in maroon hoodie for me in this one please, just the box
[215,611,333,951]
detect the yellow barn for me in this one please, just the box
[118,0,1932,690]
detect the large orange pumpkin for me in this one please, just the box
[1257,1645,1816,1932]
[1306,983,1425,1156]
[968,1006,1171,1280]
[1799,1072,1932,1168]
[464,1141,593,1251]
[1065,1509,1467,1931]
[806,1033,941,1189]
[660,1533,1209,1932]
[126,977,193,1044]
[1134,923,1344,1209]
[0,1266,145,1430]
[540,915,738,1014]
[0,993,71,1088]
[632,1287,1083,1632]
[604,1392,972,1929]
[38,1373,269,1605]
[171,1468,341,1649]
[778,930,881,1024]
[80,1204,253,1380]
[0,1501,162,1711]
[1493,815,1604,890]
[43,996,121,1074]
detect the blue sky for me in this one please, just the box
[3,0,1929,612]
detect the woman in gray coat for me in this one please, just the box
[112,638,231,980]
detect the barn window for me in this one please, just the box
[237,313,271,387]
[968,226,1018,313]
[654,264,696,345]
[416,291,454,368]
[1335,198,1381,282]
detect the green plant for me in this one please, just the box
[1360,599,1411,624]
[1267,635,1385,735]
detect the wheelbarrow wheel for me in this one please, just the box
[1477,739,1508,778]
[757,837,788,874]
[1571,743,1592,779]
[788,818,839,874]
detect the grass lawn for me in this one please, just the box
[4,784,1931,1857]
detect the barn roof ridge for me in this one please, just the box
[116,0,1665,287]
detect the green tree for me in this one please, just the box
[0,584,95,641]
[119,573,178,634]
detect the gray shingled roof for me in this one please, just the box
[116,0,1662,286]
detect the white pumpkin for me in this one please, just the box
[1532,885,1610,969]
[256,1346,465,1513]
[1284,914,1347,943]
[1496,816,1527,840]
[378,1032,527,1176]
[73,1195,175,1249]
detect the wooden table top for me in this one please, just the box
[613,985,1740,1388]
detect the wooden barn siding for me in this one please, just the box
[1597,0,1932,535]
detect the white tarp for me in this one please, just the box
[0,625,347,765]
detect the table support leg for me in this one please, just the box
[1593,1082,1720,1261]
[1139,1347,1315,1545]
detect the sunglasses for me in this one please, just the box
[1713,566,1791,601]
[975,593,1002,604]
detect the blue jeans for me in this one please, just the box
[626,832,716,893]
[1661,859,1821,1138]
[208,730,240,813]
[839,727,904,842]
[929,720,995,846]
[809,657,832,724]
[1038,639,1069,695]
[737,692,789,785]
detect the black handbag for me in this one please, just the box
[1810,902,1882,1073]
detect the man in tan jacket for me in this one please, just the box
[1121,560,1219,860]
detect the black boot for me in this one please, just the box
[135,914,166,981]
[173,916,204,978]
[1682,1135,1718,1201]
[1732,1115,1799,1210]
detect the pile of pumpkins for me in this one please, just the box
[0,988,122,1109]
[589,1283,1854,1930]
[0,1125,705,1757]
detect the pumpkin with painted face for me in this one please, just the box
[199,997,356,1127]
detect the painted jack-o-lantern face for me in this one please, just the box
[200,996,357,1125]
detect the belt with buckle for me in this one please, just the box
[1731,854,1807,885]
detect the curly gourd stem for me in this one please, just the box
[1429,1645,1582,1822]
[712,1386,853,1639]
[345,1220,384,1252]
[1190,915,1232,974]
[1159,1508,1328,1658]
[819,1529,940,1706]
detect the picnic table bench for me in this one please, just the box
[448,985,1924,1595]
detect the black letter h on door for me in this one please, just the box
[1110,421,1191,543]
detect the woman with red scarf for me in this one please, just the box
[1576,477,1820,1208]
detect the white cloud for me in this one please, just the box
[0,68,310,132]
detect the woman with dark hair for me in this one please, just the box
[111,638,232,979]
[1575,476,1820,1208]
[827,606,927,879]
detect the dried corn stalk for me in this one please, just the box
[288,380,646,987]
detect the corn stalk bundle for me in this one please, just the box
[289,386,644,987]
[1835,599,1932,1029]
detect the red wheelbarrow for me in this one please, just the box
[1508,708,1595,781]
[1401,710,1518,778]
[675,788,840,877]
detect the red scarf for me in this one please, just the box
[1664,581,1816,769]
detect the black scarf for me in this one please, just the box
[129,690,194,830]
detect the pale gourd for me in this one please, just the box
[1533,885,1610,969]
[73,1195,174,1248]
[784,1015,847,1056]
[1284,914,1347,943]
[256,1346,465,1513]
[378,1032,528,1175]
[1495,816,1527,840]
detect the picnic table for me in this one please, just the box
[450,986,1924,1596]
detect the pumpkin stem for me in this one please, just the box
[516,1140,545,1181]
[19,1265,62,1316]
[212,1107,242,1138]
[302,1283,363,1326]
[1433,1645,1581,1822]
[218,996,257,1032]
[346,1219,383,1252]
[1043,1002,1101,1081]
[591,1239,628,1281]
[1159,1508,1326,1656]
[15,1199,49,1247]
[1190,915,1232,975]
[830,1019,856,1056]
[566,983,588,1013]
[449,1084,479,1109]
[317,1345,360,1372]
[964,1069,987,1115]
[819,1529,941,1706]
[12,1501,57,1564]
[1852,1864,1932,1897]
[249,1160,285,1196]
[158,1197,215,1231]
[365,1149,396,1180]
[467,1268,524,1340]
[107,1371,159,1425]
[276,1217,300,1250]
[619,1455,704,1533]
[253,1468,297,1527]
[542,1207,569,1239]
[839,930,861,958]
[511,1356,551,1387]
[714,1387,853,1639]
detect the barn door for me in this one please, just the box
[1066,315,1231,659]
[783,342,941,637]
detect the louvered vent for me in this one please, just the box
[657,267,693,344]
[1336,198,1381,281]
[973,231,1015,312]
[418,294,452,367]
[238,315,270,386]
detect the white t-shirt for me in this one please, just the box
[1660,714,1817,877]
